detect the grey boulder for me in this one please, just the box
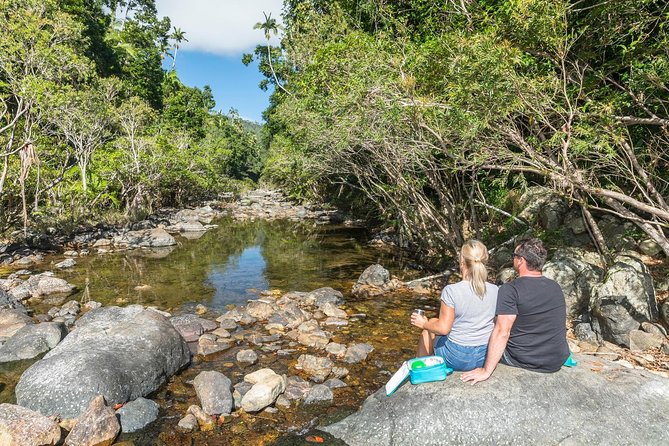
[0,289,27,313]
[303,384,333,405]
[355,265,390,287]
[8,273,75,300]
[15,305,190,418]
[322,356,669,445]
[116,397,159,433]
[590,254,658,346]
[193,370,233,415]
[113,228,176,248]
[542,248,604,317]
[0,322,67,362]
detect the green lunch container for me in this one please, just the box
[408,356,453,384]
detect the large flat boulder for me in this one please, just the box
[15,305,190,418]
[321,356,669,445]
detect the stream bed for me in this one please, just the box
[1,217,444,445]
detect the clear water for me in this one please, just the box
[1,217,440,445]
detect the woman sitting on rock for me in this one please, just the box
[411,240,498,371]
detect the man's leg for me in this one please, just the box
[416,329,436,357]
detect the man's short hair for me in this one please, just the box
[515,238,547,271]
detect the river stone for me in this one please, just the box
[284,382,311,401]
[113,228,176,248]
[307,287,344,308]
[296,354,333,383]
[0,403,61,446]
[211,327,231,338]
[233,382,253,410]
[116,397,159,433]
[331,367,350,379]
[240,374,286,412]
[55,258,76,269]
[321,302,348,319]
[0,289,27,313]
[275,395,291,409]
[355,265,390,287]
[170,314,217,342]
[322,356,669,445]
[324,378,347,389]
[57,300,80,317]
[16,306,190,418]
[187,405,215,431]
[325,342,347,357]
[197,334,231,356]
[193,371,233,416]
[177,413,198,432]
[8,273,75,300]
[298,330,330,349]
[237,349,258,364]
[303,384,333,405]
[219,318,238,330]
[629,330,666,352]
[65,395,120,446]
[244,368,277,385]
[0,322,67,362]
[246,300,276,320]
[0,308,33,338]
[343,343,374,363]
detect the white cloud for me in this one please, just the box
[156,0,284,55]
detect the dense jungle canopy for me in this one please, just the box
[248,0,669,259]
[2,0,669,263]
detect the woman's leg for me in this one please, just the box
[416,329,436,357]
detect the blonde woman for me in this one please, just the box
[411,240,498,371]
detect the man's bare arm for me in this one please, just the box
[460,314,516,384]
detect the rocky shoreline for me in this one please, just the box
[0,188,668,445]
[0,189,344,268]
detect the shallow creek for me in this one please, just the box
[1,218,445,445]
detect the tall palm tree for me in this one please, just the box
[170,27,188,70]
[254,12,291,96]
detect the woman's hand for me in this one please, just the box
[410,312,428,329]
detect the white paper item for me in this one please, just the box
[385,361,409,396]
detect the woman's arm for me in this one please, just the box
[410,302,455,335]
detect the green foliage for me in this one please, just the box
[0,0,262,233]
[253,0,669,257]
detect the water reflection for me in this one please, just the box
[208,246,269,306]
[37,218,417,314]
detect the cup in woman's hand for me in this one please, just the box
[413,309,425,317]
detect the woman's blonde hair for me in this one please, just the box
[460,239,489,298]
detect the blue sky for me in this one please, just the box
[156,0,284,123]
[172,51,271,122]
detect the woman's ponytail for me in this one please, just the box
[460,240,489,298]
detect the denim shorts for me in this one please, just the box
[434,336,487,371]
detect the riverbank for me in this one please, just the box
[0,189,668,445]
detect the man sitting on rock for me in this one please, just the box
[461,238,570,384]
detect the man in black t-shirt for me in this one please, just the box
[461,238,570,384]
